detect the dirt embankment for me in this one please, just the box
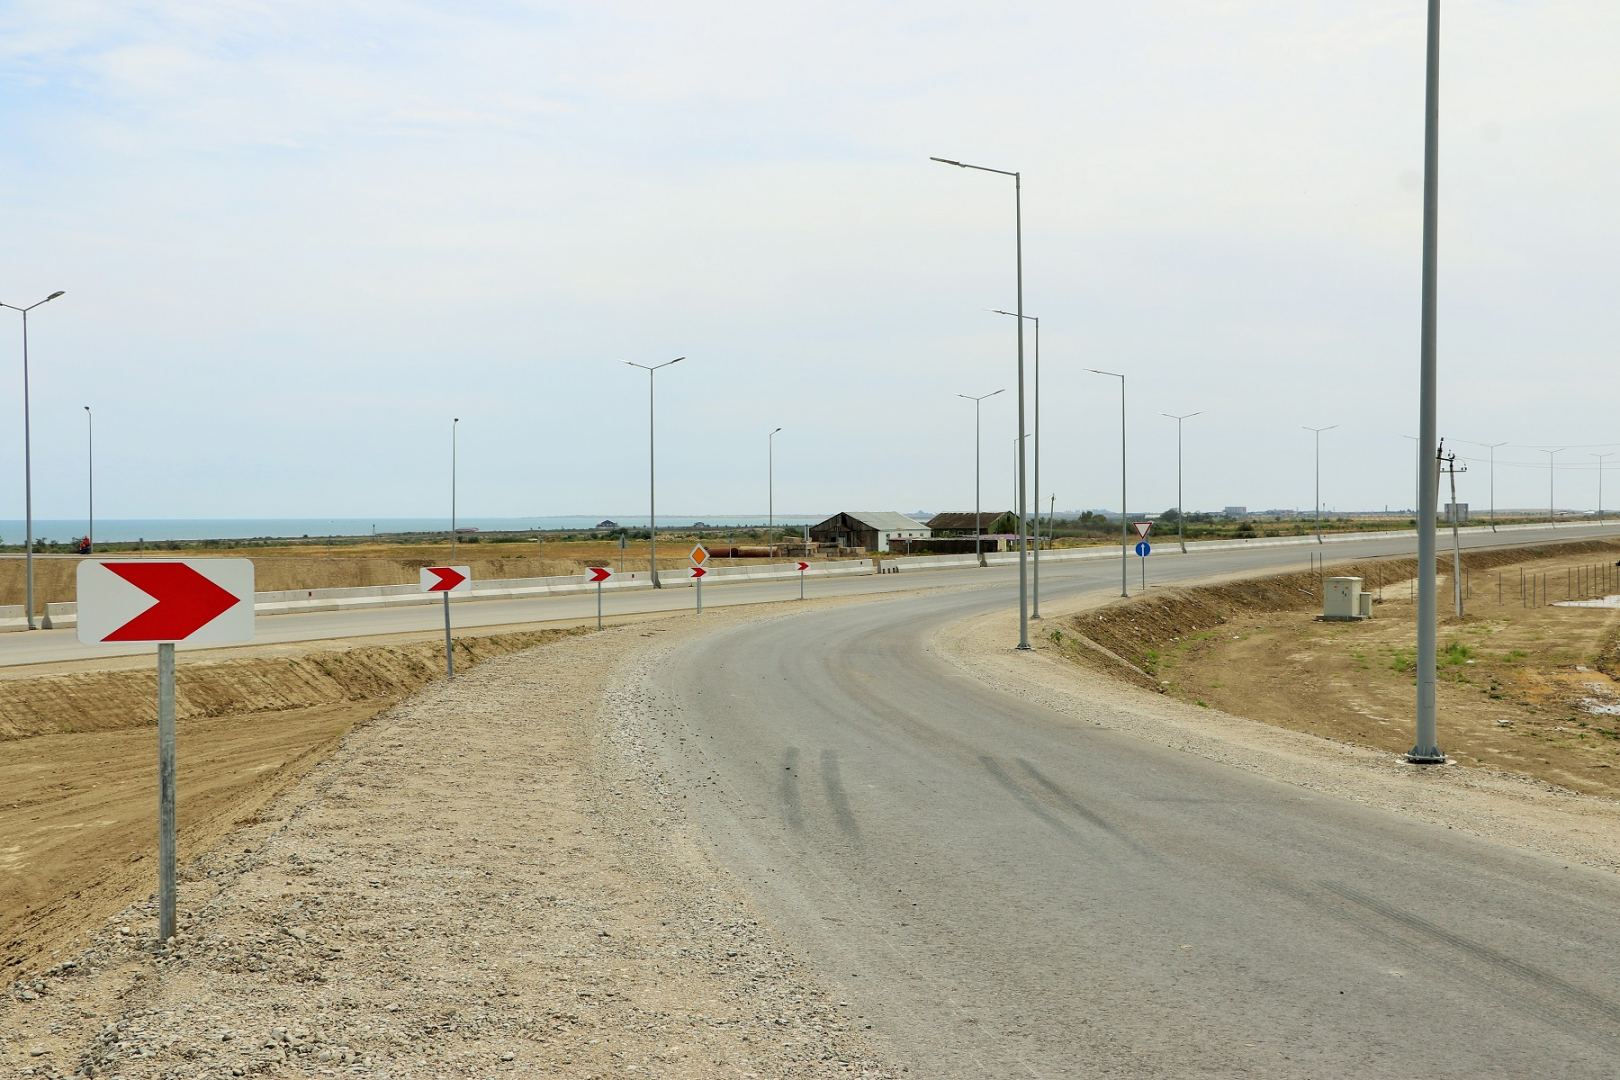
[1,627,588,980]
[1054,539,1620,797]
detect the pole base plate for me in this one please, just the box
[1403,749,1449,765]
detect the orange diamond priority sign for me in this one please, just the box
[690,544,709,567]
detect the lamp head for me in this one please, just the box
[929,156,964,167]
[46,291,64,301]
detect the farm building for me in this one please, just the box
[926,511,1020,535]
[808,512,932,553]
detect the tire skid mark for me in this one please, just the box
[1321,880,1620,1033]
[780,746,804,831]
[820,748,862,842]
[979,756,1078,839]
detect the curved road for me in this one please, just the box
[644,530,1620,1077]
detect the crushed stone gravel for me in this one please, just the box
[1,611,897,1079]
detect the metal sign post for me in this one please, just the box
[690,545,710,614]
[76,558,255,943]
[1135,539,1151,590]
[797,560,809,601]
[156,641,176,940]
[588,567,612,629]
[419,566,472,678]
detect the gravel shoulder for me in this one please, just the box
[1,609,896,1079]
[934,590,1620,875]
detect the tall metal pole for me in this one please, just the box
[1162,412,1202,554]
[624,357,684,587]
[2,292,63,629]
[1485,440,1507,530]
[1088,369,1127,596]
[450,418,459,560]
[84,408,93,557]
[1410,0,1445,765]
[156,641,177,940]
[1540,448,1564,523]
[1595,452,1614,521]
[991,311,1040,613]
[1120,377,1127,596]
[769,427,782,545]
[1303,425,1338,544]
[932,156,1028,649]
[959,389,1003,568]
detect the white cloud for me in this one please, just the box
[1,0,1616,522]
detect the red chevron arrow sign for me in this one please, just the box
[797,561,810,572]
[76,559,255,645]
[690,566,707,579]
[419,566,472,593]
[587,566,612,583]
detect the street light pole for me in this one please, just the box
[1161,411,1202,554]
[625,357,684,587]
[1484,440,1507,530]
[450,418,459,560]
[1303,425,1338,543]
[1,290,65,629]
[1088,369,1128,597]
[991,309,1041,616]
[1409,0,1444,765]
[84,408,93,557]
[768,427,782,548]
[1540,448,1565,523]
[933,156,1030,651]
[1593,452,1613,522]
[958,389,1005,568]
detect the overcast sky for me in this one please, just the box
[3,1,1617,521]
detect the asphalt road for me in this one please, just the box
[5,525,1613,669]
[643,526,1620,1077]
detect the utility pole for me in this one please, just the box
[1440,441,1466,617]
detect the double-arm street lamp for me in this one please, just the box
[1,289,66,629]
[1596,452,1615,522]
[1161,411,1202,554]
[931,155,1030,650]
[1303,425,1338,543]
[1539,448,1565,523]
[991,309,1042,617]
[958,389,1005,567]
[1483,440,1508,530]
[1087,369,1128,597]
[625,357,684,587]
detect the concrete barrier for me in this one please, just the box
[31,524,1614,630]
[0,605,30,633]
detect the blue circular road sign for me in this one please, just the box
[1135,540,1151,557]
